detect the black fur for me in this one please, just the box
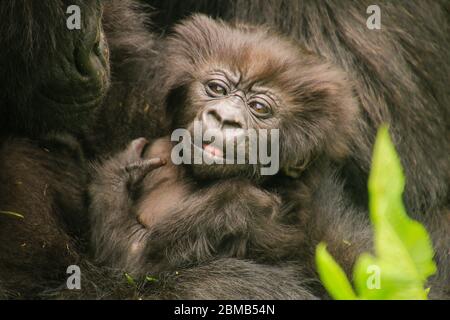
[0,0,165,298]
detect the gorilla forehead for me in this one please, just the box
[165,14,348,109]
[167,15,308,84]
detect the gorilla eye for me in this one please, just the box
[206,82,228,97]
[249,101,271,116]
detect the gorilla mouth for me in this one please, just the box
[191,139,250,163]
[186,122,250,164]
[190,142,226,162]
[202,143,224,158]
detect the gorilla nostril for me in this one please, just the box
[203,107,244,130]
[205,109,222,126]
[74,38,106,78]
[222,119,243,130]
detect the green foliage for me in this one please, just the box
[0,211,24,219]
[316,126,437,300]
[124,273,137,287]
[145,275,159,283]
[316,243,357,300]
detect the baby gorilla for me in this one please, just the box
[89,15,359,276]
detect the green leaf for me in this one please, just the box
[357,126,436,299]
[369,127,437,281]
[0,211,24,219]
[315,125,437,300]
[125,273,137,287]
[145,276,158,283]
[316,243,357,300]
[353,254,428,300]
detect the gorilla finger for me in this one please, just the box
[124,158,166,184]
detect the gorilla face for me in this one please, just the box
[165,15,359,181]
[178,67,282,180]
[36,0,110,118]
[0,0,110,134]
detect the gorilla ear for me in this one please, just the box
[282,154,313,179]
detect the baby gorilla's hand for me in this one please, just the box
[122,138,167,186]
[121,138,150,164]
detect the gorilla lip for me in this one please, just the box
[189,142,226,161]
[173,121,281,176]
[202,143,224,158]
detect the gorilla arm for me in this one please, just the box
[89,138,299,276]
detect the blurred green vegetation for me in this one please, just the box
[316,126,436,300]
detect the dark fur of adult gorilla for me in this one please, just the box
[0,0,168,298]
[143,0,450,298]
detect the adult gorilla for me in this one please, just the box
[0,0,165,298]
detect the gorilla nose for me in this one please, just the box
[203,105,245,130]
[74,33,108,79]
[74,46,103,78]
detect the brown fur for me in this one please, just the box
[88,16,361,300]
